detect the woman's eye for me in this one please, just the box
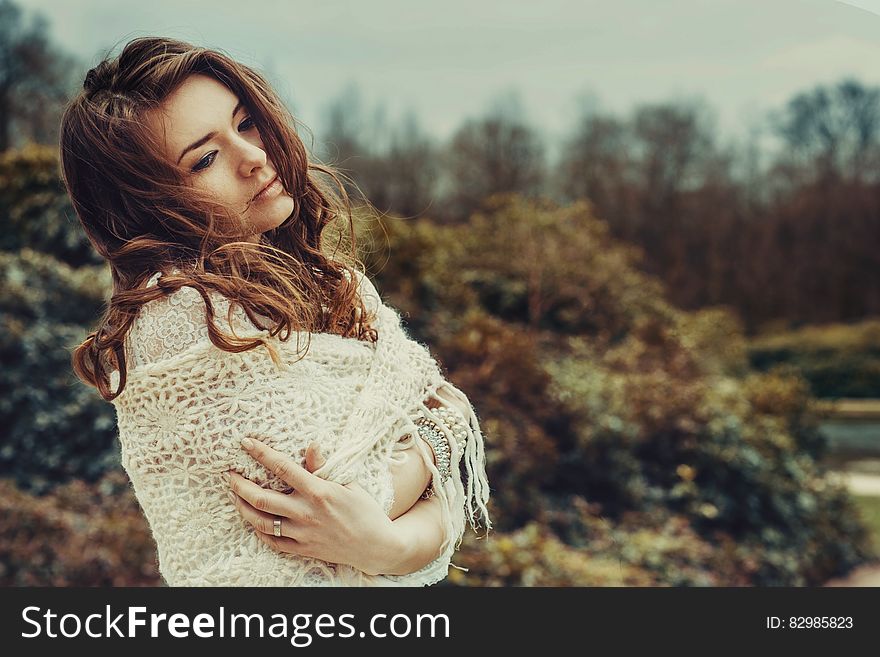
[192,151,217,171]
[192,152,216,172]
[190,117,256,173]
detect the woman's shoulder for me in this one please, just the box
[349,267,382,314]
[141,267,222,318]
[127,267,231,369]
[127,265,382,369]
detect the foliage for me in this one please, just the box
[0,146,875,584]
[0,0,81,151]
[850,495,880,557]
[747,319,880,398]
[0,470,161,586]
[449,508,755,587]
[0,144,102,266]
[356,193,875,585]
[0,248,118,492]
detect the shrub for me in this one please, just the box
[358,193,876,585]
[2,153,873,586]
[0,145,101,267]
[0,249,118,492]
[747,319,880,398]
[0,471,161,586]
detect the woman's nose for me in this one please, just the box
[238,140,268,176]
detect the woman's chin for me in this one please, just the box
[279,198,296,225]
[248,199,295,235]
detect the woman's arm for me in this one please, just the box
[387,446,432,519]
[378,395,462,575]
[326,422,452,576]
[232,435,452,577]
[386,396,443,520]
[381,494,445,575]
[229,396,457,577]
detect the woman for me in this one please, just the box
[62,37,491,586]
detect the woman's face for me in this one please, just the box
[145,74,295,242]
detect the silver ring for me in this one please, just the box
[273,518,282,537]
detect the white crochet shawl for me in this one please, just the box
[108,267,491,586]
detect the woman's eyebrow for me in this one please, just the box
[177,100,244,164]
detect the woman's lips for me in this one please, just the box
[253,175,281,201]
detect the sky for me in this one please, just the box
[15,0,880,159]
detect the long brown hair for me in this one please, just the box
[61,37,379,402]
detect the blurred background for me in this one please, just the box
[2,0,880,586]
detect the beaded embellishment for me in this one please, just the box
[415,402,470,499]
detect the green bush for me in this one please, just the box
[747,319,880,398]
[357,193,875,585]
[1,147,874,586]
[0,249,118,492]
[450,513,754,587]
[0,471,161,586]
[0,145,101,267]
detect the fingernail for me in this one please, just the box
[241,437,254,449]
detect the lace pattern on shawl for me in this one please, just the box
[111,268,491,586]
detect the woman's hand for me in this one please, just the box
[227,437,402,576]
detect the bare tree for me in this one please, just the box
[384,110,439,218]
[0,0,79,151]
[318,82,369,168]
[629,100,717,210]
[442,90,546,222]
[770,78,880,185]
[318,84,440,218]
[555,108,632,223]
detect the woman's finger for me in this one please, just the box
[229,470,301,517]
[253,530,325,562]
[305,442,327,473]
[241,437,324,496]
[231,489,299,539]
[252,524,307,555]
